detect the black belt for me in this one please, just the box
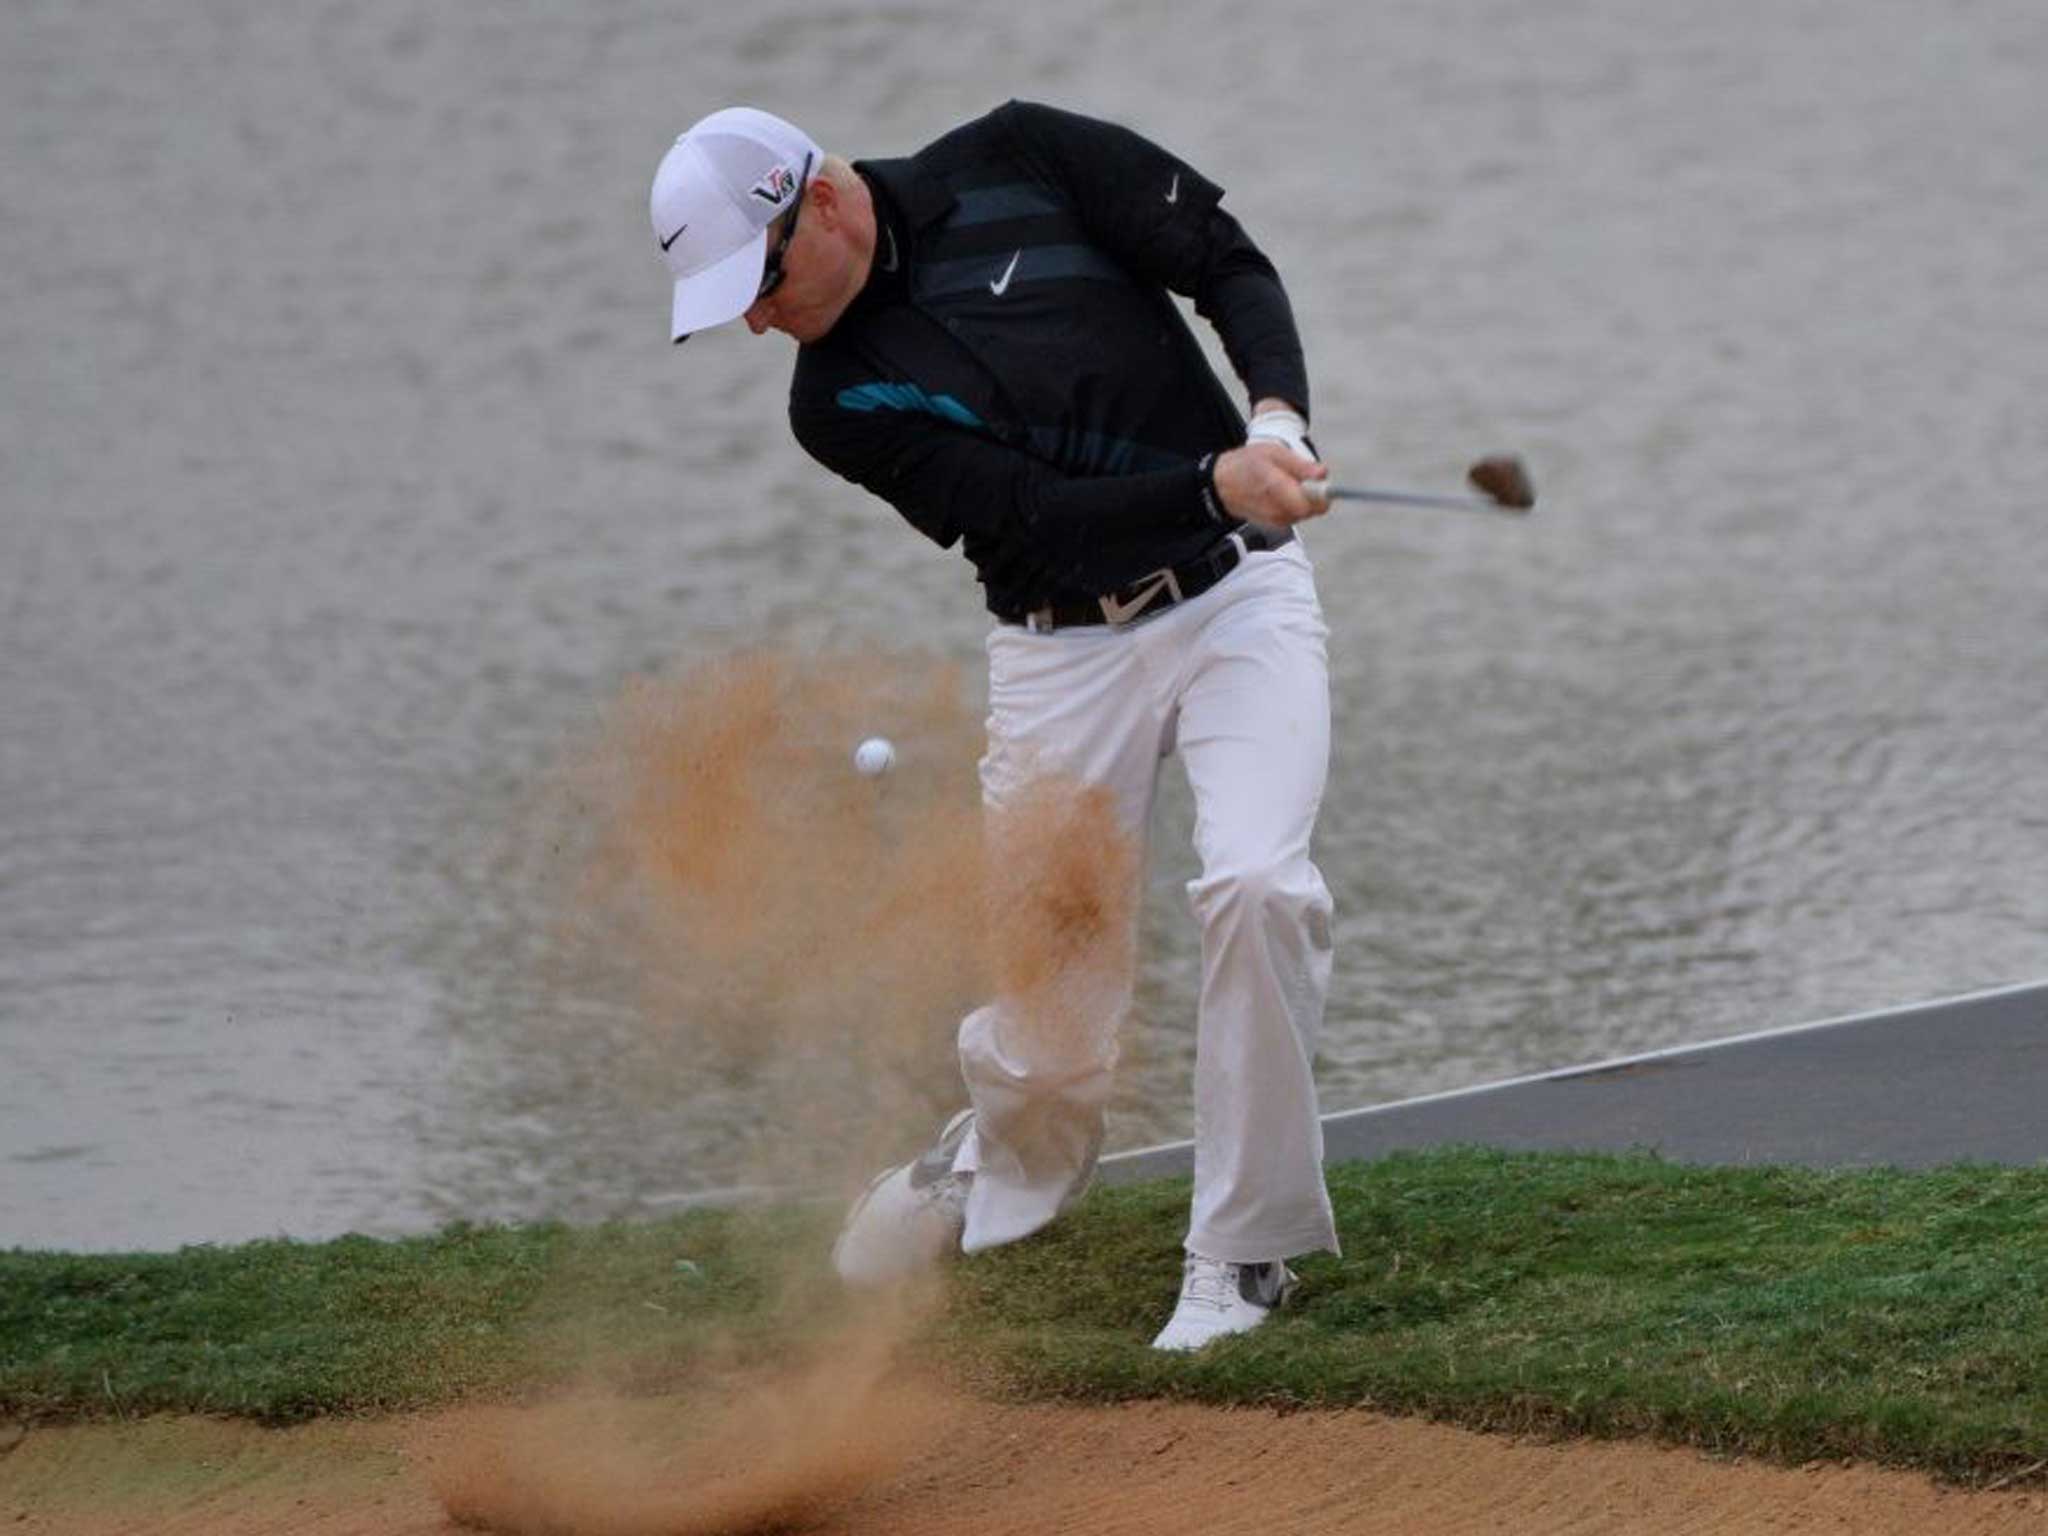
[1012,525,1294,632]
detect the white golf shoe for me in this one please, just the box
[830,1109,975,1287]
[1149,1253,1297,1352]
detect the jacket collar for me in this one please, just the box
[855,156,956,231]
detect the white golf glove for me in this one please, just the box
[1245,406,1319,464]
[1246,406,1329,511]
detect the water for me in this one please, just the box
[3,0,2044,1251]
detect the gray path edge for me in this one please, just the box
[1099,977,2048,1184]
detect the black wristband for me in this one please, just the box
[1196,451,1227,525]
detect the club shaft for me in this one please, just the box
[1321,484,1522,514]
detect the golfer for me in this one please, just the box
[650,101,1338,1350]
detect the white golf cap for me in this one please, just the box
[650,107,821,343]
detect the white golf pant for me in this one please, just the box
[953,539,1340,1264]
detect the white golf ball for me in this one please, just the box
[853,736,897,777]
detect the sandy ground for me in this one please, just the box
[4,1394,2042,1536]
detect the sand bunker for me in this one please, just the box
[6,1394,2041,1536]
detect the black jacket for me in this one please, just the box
[789,101,1310,619]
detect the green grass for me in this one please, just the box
[0,1205,840,1425]
[4,1150,2045,1484]
[945,1150,2048,1484]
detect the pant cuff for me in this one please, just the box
[1183,1223,1342,1265]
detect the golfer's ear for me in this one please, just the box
[806,173,840,224]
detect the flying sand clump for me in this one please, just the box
[577,645,1139,1172]
[575,647,986,1152]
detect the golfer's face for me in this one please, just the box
[743,203,830,343]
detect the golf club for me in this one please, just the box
[1305,455,1535,517]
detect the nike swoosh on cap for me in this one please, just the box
[660,223,687,251]
[989,249,1021,296]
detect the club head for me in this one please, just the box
[1467,456,1535,511]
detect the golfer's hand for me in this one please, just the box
[1213,441,1330,526]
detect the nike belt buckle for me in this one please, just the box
[1098,565,1182,626]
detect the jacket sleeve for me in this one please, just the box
[996,100,1311,418]
[790,387,1219,596]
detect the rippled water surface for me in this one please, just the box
[4,1,2045,1249]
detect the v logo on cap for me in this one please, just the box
[750,164,801,207]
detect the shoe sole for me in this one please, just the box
[830,1161,907,1272]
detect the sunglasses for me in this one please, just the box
[756,151,814,302]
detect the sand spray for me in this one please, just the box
[431,644,1138,1533]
